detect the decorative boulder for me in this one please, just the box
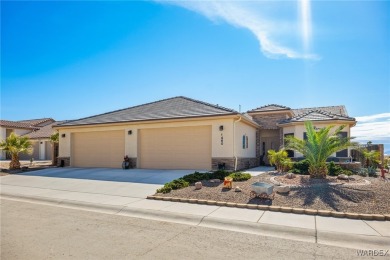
[337,174,349,180]
[235,186,242,192]
[274,185,290,194]
[195,182,202,190]
[286,173,296,179]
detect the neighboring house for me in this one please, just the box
[55,97,357,170]
[0,118,59,161]
[247,104,356,164]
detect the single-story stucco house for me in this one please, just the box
[54,96,356,170]
[0,118,59,161]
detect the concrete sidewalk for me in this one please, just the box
[1,176,389,251]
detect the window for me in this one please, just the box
[242,135,249,149]
[284,133,295,157]
[336,132,348,157]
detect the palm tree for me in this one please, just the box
[0,132,33,170]
[284,121,355,178]
[267,149,291,173]
[361,149,380,168]
[49,132,59,166]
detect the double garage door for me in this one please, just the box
[71,126,211,170]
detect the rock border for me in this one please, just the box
[270,176,371,188]
[147,195,389,221]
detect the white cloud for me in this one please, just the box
[355,113,390,123]
[351,113,390,146]
[155,0,319,59]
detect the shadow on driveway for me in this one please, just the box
[17,167,196,185]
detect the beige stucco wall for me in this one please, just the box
[282,122,352,157]
[0,127,6,159]
[58,117,255,160]
[13,129,32,136]
[234,120,257,158]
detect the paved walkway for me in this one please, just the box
[1,168,389,250]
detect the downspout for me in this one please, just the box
[233,116,242,171]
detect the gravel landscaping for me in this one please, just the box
[155,171,390,215]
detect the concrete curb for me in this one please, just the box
[2,192,389,250]
[200,217,315,243]
[147,196,390,221]
[317,231,390,250]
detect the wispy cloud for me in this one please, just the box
[351,113,390,148]
[156,0,318,59]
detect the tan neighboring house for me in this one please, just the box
[54,96,259,170]
[248,104,357,164]
[0,118,58,161]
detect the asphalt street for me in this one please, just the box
[1,199,364,260]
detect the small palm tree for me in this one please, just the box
[285,121,355,178]
[361,149,380,168]
[0,133,33,170]
[267,149,291,172]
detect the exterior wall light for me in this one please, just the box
[128,130,132,135]
[61,134,66,138]
[219,125,224,131]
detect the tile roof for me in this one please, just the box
[58,96,239,127]
[0,120,39,130]
[17,118,54,127]
[279,109,355,124]
[292,105,348,117]
[248,104,291,113]
[24,121,65,139]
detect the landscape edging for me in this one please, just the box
[147,195,389,221]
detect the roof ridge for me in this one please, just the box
[248,104,291,112]
[56,96,238,127]
[178,96,237,113]
[289,109,354,121]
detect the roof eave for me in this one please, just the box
[54,113,240,129]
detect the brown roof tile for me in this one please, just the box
[0,120,39,130]
[57,96,239,127]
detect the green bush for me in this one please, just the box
[290,159,310,175]
[228,172,251,181]
[182,172,211,183]
[156,178,189,194]
[327,161,343,176]
[341,169,353,176]
[167,178,189,190]
[210,170,230,180]
[156,186,172,194]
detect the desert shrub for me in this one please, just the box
[358,168,368,177]
[228,172,251,181]
[182,172,211,183]
[156,186,172,194]
[342,169,353,176]
[290,159,310,175]
[210,170,230,180]
[367,166,377,177]
[327,162,344,176]
[167,178,190,190]
[156,178,189,194]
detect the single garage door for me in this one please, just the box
[72,131,124,168]
[139,126,211,170]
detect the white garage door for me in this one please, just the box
[139,126,211,170]
[72,131,124,168]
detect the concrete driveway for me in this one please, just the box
[1,168,195,199]
[17,167,195,184]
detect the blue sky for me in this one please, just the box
[1,0,389,150]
